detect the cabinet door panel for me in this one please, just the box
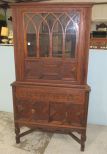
[50,102,67,123]
[21,10,83,83]
[32,101,49,121]
[16,100,49,121]
[49,102,84,126]
[67,104,84,126]
[16,100,32,120]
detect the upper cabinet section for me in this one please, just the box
[12,3,92,83]
[24,11,80,59]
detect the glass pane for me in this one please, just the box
[59,14,70,29]
[39,22,49,57]
[68,12,80,25]
[26,23,36,57]
[52,22,63,57]
[53,21,62,33]
[46,14,56,30]
[65,21,76,58]
[52,34,62,57]
[32,14,42,29]
[24,15,29,26]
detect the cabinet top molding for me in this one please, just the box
[10,2,93,8]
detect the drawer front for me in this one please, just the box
[15,86,85,104]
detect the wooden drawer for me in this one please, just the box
[15,86,86,104]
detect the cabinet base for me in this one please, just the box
[15,123,86,152]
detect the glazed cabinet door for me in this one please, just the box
[13,5,91,84]
[24,10,80,82]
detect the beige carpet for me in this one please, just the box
[0,111,52,154]
[0,111,107,154]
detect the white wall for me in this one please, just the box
[0,46,15,112]
[0,46,107,125]
[92,4,107,21]
[87,49,107,125]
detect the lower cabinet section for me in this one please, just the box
[12,82,90,151]
[12,83,89,128]
[16,99,84,126]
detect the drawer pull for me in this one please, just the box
[31,109,36,114]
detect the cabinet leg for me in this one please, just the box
[80,133,86,152]
[15,124,20,144]
[81,143,85,152]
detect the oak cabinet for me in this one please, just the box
[11,2,92,151]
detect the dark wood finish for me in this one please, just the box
[11,2,92,151]
[96,23,107,31]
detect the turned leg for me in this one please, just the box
[15,123,20,144]
[81,132,86,152]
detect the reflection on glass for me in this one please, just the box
[39,22,49,57]
[65,21,76,58]
[59,15,70,29]
[52,21,62,57]
[26,23,36,57]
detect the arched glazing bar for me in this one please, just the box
[24,14,37,57]
[65,12,79,58]
[38,13,50,57]
[24,11,80,58]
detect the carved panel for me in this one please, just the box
[32,101,49,121]
[67,104,84,126]
[41,59,62,80]
[16,99,49,121]
[49,102,84,126]
[25,60,42,79]
[61,61,77,80]
[49,102,68,123]
[16,100,32,120]
[25,59,77,81]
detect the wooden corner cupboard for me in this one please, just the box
[11,2,92,151]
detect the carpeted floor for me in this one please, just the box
[0,111,107,154]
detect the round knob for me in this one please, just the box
[31,109,36,114]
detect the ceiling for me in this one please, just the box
[0,0,107,8]
[1,0,107,3]
[0,0,49,6]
